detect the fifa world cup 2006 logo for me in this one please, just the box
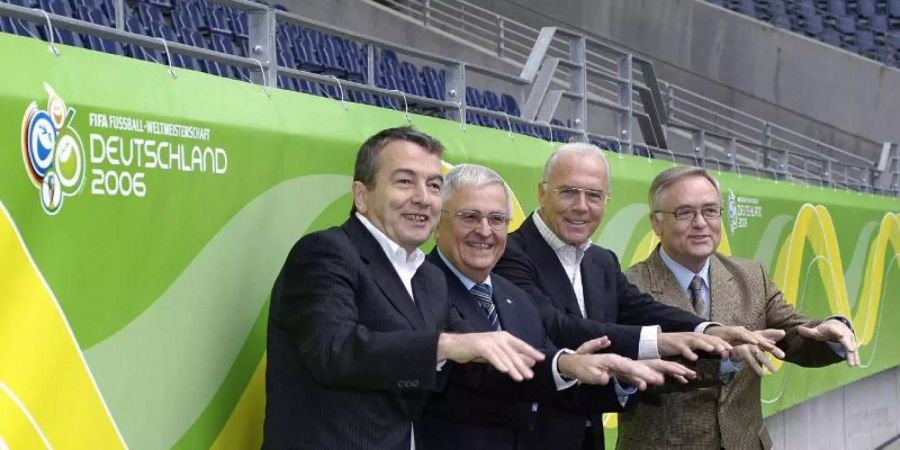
[21,83,86,215]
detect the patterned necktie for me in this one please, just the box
[689,275,709,319]
[470,283,501,331]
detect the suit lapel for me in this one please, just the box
[646,247,695,312]
[519,216,584,316]
[345,217,425,329]
[580,250,609,321]
[709,253,736,323]
[427,251,493,331]
[492,281,528,335]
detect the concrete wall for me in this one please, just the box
[765,365,900,449]
[470,0,896,162]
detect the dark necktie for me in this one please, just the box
[470,283,501,331]
[689,275,709,319]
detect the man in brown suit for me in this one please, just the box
[617,166,859,450]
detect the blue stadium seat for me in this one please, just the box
[177,27,211,72]
[210,33,242,79]
[74,0,117,27]
[421,65,445,100]
[858,0,877,18]
[804,13,825,35]
[0,13,42,40]
[482,90,502,111]
[890,0,900,25]
[206,3,232,36]
[144,0,172,10]
[294,34,323,72]
[174,0,208,31]
[500,93,520,117]
[229,9,248,40]
[137,3,165,28]
[77,5,123,54]
[836,14,857,34]
[123,15,160,61]
[869,13,888,31]
[148,20,196,70]
[399,61,425,98]
[37,0,80,46]
[822,27,842,45]
[827,0,847,15]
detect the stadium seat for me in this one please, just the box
[206,3,232,36]
[148,20,197,70]
[137,3,165,29]
[36,0,80,46]
[123,15,160,61]
[77,5,123,54]
[500,93,520,117]
[421,65,445,100]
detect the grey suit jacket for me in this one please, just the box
[617,248,842,450]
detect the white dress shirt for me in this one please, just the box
[532,212,664,359]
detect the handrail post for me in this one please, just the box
[617,53,633,155]
[249,5,276,87]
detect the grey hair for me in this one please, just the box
[442,163,512,214]
[648,166,721,212]
[541,143,612,191]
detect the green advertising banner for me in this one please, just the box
[1,33,898,449]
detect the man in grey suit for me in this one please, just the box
[618,166,858,450]
[264,127,544,450]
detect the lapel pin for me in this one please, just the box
[506,298,513,304]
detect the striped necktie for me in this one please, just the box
[689,275,709,319]
[470,283,501,331]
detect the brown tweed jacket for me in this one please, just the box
[616,248,843,450]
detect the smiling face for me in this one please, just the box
[538,151,609,245]
[435,183,509,283]
[353,139,443,253]
[651,174,722,272]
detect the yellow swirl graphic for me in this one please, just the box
[0,203,126,449]
[773,205,900,346]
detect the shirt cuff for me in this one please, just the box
[826,341,847,358]
[720,356,742,374]
[694,321,719,333]
[552,349,579,391]
[613,377,638,407]
[638,325,661,360]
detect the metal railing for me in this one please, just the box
[377,0,894,193]
[1,0,896,194]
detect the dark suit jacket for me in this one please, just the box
[494,214,706,450]
[421,251,623,450]
[618,249,843,450]
[264,216,455,450]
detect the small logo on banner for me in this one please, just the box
[21,83,86,215]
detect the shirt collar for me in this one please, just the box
[658,245,710,293]
[533,210,592,253]
[355,212,425,269]
[437,248,492,291]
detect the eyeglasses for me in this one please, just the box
[547,185,609,205]
[442,210,511,230]
[655,206,723,221]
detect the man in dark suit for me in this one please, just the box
[264,127,545,450]
[419,164,696,450]
[617,166,857,450]
[495,143,779,450]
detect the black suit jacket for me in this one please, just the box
[421,250,623,450]
[494,214,706,450]
[264,216,454,450]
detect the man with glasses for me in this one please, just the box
[494,143,777,450]
[617,166,857,450]
[420,164,696,450]
[264,127,545,450]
